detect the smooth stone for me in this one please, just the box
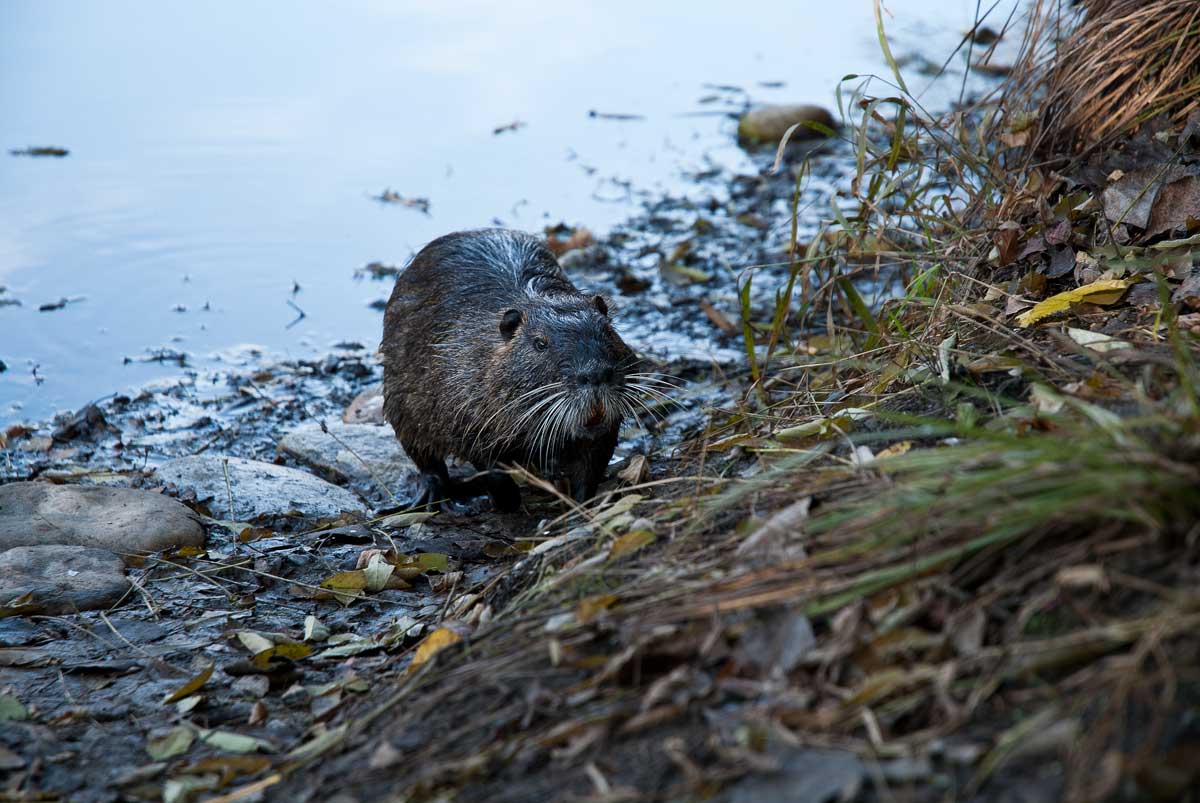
[155,455,363,521]
[0,482,204,556]
[737,104,836,145]
[278,422,415,499]
[343,384,385,425]
[0,545,128,616]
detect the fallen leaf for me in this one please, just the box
[699,299,737,335]
[1016,278,1137,326]
[1067,328,1131,352]
[1043,218,1072,246]
[875,441,913,460]
[1146,174,1200,237]
[1102,165,1200,234]
[182,755,270,786]
[0,693,28,721]
[319,570,368,591]
[362,553,395,592]
[251,642,312,670]
[248,702,268,727]
[162,663,214,704]
[576,594,618,623]
[1047,246,1075,279]
[378,511,436,528]
[304,615,329,643]
[163,775,217,803]
[316,639,381,659]
[146,726,195,760]
[236,631,275,655]
[1173,271,1200,309]
[409,626,462,670]
[196,729,274,754]
[992,222,1022,266]
[616,454,650,486]
[609,529,655,559]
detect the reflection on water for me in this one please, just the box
[0,0,999,424]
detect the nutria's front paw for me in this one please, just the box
[486,472,522,513]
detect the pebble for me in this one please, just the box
[737,104,836,146]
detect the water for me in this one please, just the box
[0,0,1008,425]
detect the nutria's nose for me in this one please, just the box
[576,363,615,387]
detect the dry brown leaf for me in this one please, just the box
[616,454,650,486]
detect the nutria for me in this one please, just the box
[381,228,641,511]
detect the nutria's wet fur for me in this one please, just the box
[381,229,639,511]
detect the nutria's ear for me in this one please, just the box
[499,308,523,339]
[593,295,608,317]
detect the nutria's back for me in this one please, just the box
[381,228,638,509]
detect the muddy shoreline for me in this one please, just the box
[0,125,842,802]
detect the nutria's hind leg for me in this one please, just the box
[403,445,452,511]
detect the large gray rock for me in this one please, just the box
[278,421,415,499]
[0,482,204,556]
[155,455,362,521]
[0,545,129,616]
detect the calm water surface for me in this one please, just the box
[0,0,1003,424]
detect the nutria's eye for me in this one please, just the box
[533,336,549,352]
[499,308,523,340]
[593,295,608,316]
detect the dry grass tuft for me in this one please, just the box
[1017,0,1200,155]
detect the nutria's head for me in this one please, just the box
[485,291,638,457]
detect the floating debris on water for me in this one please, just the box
[9,146,69,157]
[372,189,430,213]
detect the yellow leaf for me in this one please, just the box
[875,440,913,460]
[319,570,368,591]
[251,642,313,670]
[1016,278,1136,327]
[162,663,214,704]
[414,553,449,573]
[576,594,617,623]
[409,626,461,670]
[609,529,655,559]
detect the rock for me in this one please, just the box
[737,104,836,146]
[729,748,864,803]
[278,422,415,499]
[343,385,385,425]
[155,455,362,521]
[0,545,128,616]
[0,482,204,556]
